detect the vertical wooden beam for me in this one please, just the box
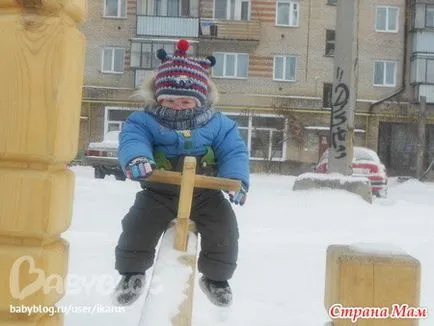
[0,1,86,324]
[175,157,197,252]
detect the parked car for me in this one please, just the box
[314,146,388,198]
[84,131,125,181]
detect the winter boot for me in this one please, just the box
[199,275,233,307]
[112,273,145,306]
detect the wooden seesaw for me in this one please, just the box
[138,156,241,326]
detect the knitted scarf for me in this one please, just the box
[143,105,215,130]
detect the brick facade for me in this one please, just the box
[76,0,434,176]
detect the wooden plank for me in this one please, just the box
[174,157,197,252]
[171,253,197,326]
[147,170,241,192]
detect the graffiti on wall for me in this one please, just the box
[330,66,349,159]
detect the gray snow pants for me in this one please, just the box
[115,185,239,281]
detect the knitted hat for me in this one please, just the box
[154,39,216,107]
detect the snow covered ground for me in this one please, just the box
[58,166,434,325]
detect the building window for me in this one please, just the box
[327,0,337,5]
[276,0,299,27]
[273,56,296,81]
[226,113,287,161]
[212,52,249,78]
[374,61,397,87]
[152,0,190,16]
[427,60,434,82]
[412,58,434,83]
[104,0,126,18]
[104,107,137,137]
[426,6,434,28]
[214,0,250,20]
[102,48,125,73]
[325,30,335,56]
[323,83,333,108]
[375,6,399,32]
[130,42,183,69]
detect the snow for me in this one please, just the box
[348,243,408,256]
[58,167,434,325]
[304,126,366,133]
[88,131,120,149]
[140,227,198,325]
[296,172,369,184]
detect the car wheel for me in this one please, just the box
[94,167,105,179]
[115,173,126,181]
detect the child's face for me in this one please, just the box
[160,97,198,110]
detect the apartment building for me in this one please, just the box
[78,0,433,176]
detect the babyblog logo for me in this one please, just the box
[9,255,165,300]
[10,256,64,300]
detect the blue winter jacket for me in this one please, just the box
[118,111,250,189]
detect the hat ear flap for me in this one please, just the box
[156,48,168,62]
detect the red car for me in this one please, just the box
[314,146,388,198]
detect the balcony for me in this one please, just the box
[412,30,434,53]
[137,15,199,38]
[418,84,434,103]
[199,19,260,41]
[411,2,434,30]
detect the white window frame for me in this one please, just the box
[225,112,288,161]
[426,5,434,28]
[212,52,249,79]
[104,107,137,138]
[373,60,397,87]
[103,0,126,18]
[213,0,251,20]
[273,55,297,82]
[275,0,299,27]
[375,6,399,33]
[101,47,125,74]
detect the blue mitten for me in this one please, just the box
[228,183,248,206]
[124,157,156,180]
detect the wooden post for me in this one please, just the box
[175,157,197,252]
[0,1,86,325]
[416,96,427,179]
[325,245,421,325]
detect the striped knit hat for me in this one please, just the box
[154,39,216,107]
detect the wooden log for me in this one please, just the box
[1,312,63,325]
[325,244,421,325]
[0,1,86,325]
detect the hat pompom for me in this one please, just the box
[206,55,216,67]
[177,39,190,53]
[156,48,167,61]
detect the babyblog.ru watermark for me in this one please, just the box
[9,255,161,300]
[329,303,429,323]
[10,304,125,316]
